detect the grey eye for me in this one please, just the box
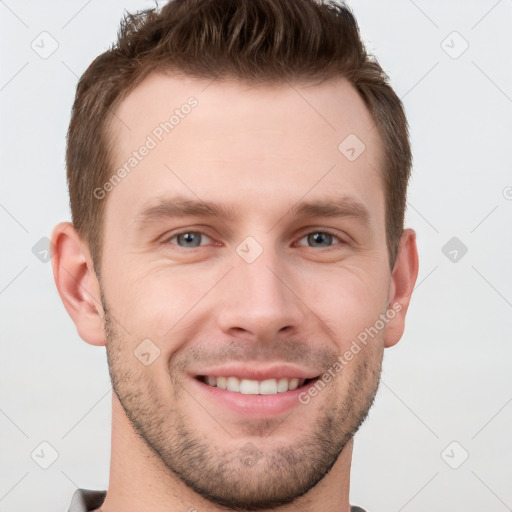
[297,231,340,248]
[308,232,333,247]
[170,232,211,248]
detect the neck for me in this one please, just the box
[95,394,353,512]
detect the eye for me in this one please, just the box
[167,231,212,248]
[296,231,343,248]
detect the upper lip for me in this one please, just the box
[190,363,320,381]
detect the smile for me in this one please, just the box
[198,376,316,395]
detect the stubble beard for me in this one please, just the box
[101,296,383,511]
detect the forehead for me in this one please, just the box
[105,72,384,224]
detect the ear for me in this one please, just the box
[51,222,106,346]
[383,228,419,348]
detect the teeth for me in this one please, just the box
[217,376,227,390]
[239,379,259,394]
[277,378,289,392]
[288,378,300,391]
[260,379,277,395]
[226,377,240,392]
[203,376,306,394]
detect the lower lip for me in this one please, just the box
[190,377,317,417]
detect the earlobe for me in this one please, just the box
[383,228,419,348]
[51,222,106,347]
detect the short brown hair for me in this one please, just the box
[66,0,411,272]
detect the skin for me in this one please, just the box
[52,73,419,512]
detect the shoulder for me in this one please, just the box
[67,489,107,512]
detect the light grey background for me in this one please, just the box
[1,1,511,511]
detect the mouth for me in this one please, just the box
[188,364,323,417]
[196,375,319,395]
[191,374,320,417]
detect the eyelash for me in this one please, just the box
[163,229,346,250]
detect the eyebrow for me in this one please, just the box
[133,195,370,228]
[289,198,370,224]
[134,197,238,226]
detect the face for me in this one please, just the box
[99,73,392,509]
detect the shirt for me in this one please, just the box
[67,488,368,511]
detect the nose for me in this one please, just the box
[216,246,305,342]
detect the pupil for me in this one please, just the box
[309,232,332,247]
[180,233,200,247]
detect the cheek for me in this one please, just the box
[114,263,218,339]
[302,264,389,343]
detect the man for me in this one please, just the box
[52,0,419,510]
